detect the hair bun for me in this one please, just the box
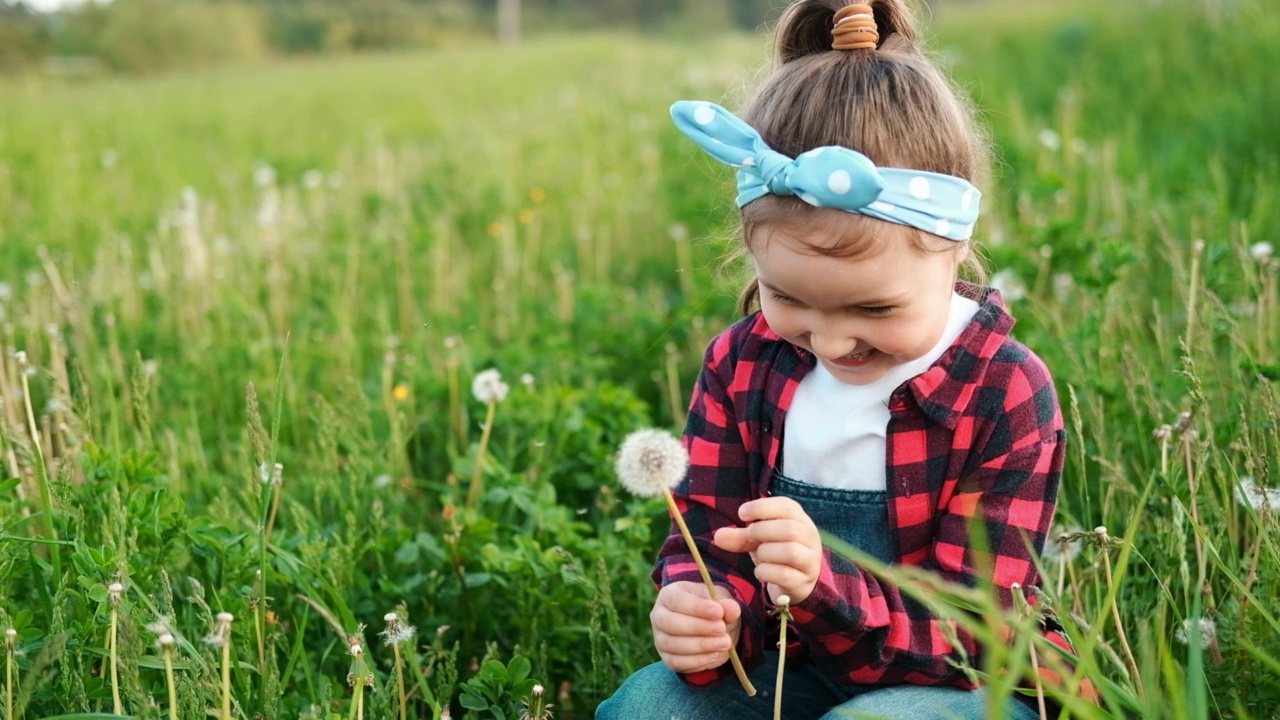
[775,0,919,63]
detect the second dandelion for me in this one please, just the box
[614,428,756,696]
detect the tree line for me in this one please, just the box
[0,0,785,74]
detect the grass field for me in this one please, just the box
[1,0,1279,717]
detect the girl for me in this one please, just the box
[597,1,1074,718]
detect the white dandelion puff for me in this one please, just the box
[1250,242,1273,262]
[615,429,689,498]
[990,269,1027,303]
[204,612,234,648]
[1175,617,1217,649]
[472,369,509,404]
[1038,129,1061,151]
[1237,477,1280,514]
[380,612,417,646]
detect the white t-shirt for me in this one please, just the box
[781,293,981,490]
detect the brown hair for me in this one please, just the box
[731,0,991,314]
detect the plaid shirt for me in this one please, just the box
[654,283,1070,689]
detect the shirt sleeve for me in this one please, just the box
[651,330,767,687]
[787,358,1065,687]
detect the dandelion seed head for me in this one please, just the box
[990,269,1026,303]
[1237,477,1280,514]
[533,684,544,697]
[1192,239,1206,254]
[373,473,393,489]
[615,428,689,498]
[1252,242,1274,262]
[1175,617,1217,649]
[217,612,234,623]
[159,632,175,647]
[521,373,535,388]
[1037,129,1061,151]
[776,594,791,606]
[14,350,28,366]
[472,368,509,404]
[384,612,398,622]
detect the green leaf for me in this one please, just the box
[507,655,531,684]
[459,692,490,711]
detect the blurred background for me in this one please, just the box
[5,0,793,75]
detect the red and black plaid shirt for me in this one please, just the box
[654,283,1070,689]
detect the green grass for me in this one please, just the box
[1,0,1279,717]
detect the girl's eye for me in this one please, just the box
[771,292,799,304]
[859,306,894,316]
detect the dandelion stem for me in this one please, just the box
[1186,239,1203,349]
[1029,641,1048,720]
[467,401,497,507]
[164,647,178,720]
[5,638,13,720]
[221,636,233,720]
[20,365,61,579]
[1100,547,1142,698]
[773,599,791,720]
[662,489,756,696]
[110,604,123,715]
[394,643,407,720]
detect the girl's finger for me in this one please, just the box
[650,605,728,638]
[749,540,816,569]
[661,651,731,674]
[743,518,816,545]
[753,562,812,591]
[738,496,807,522]
[712,526,758,552]
[654,631,733,658]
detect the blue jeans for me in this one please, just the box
[596,652,1039,720]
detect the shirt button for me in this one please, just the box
[761,419,773,434]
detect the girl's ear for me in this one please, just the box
[953,240,971,267]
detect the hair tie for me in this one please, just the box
[832,4,878,51]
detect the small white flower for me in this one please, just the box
[1037,129,1061,151]
[990,269,1026,302]
[1175,617,1217,649]
[615,429,689,498]
[472,369,510,404]
[1251,242,1274,262]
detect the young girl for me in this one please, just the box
[597,1,1074,718]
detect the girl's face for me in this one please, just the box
[751,221,966,386]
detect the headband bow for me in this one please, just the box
[670,101,980,241]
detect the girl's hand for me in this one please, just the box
[651,581,742,674]
[713,497,823,605]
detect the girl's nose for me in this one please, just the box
[809,332,857,360]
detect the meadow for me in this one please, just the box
[1,0,1279,717]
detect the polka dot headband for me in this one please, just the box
[670,100,981,242]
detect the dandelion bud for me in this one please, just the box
[14,350,28,367]
[1093,526,1109,544]
[1252,242,1274,262]
[532,684,544,697]
[1154,424,1172,441]
[1192,239,1205,254]
[4,627,15,651]
[108,582,125,605]
[350,643,363,656]
[472,369,510,404]
[437,624,451,637]
[159,632,175,647]
[441,709,452,720]
[615,428,689,498]
[776,595,791,607]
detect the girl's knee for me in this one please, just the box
[595,662,685,720]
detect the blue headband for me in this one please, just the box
[670,101,980,241]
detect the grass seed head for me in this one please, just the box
[615,428,689,498]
